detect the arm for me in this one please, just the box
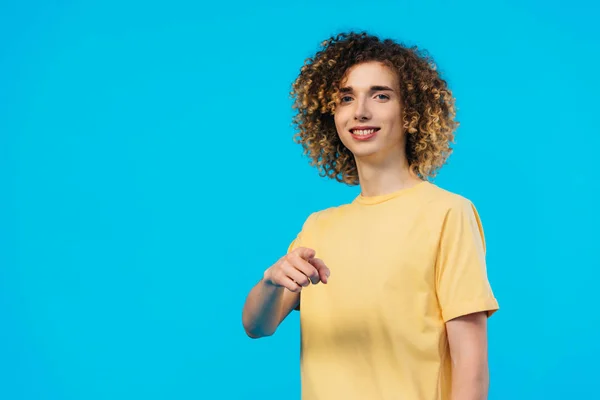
[242,279,300,338]
[446,311,490,400]
[242,247,329,338]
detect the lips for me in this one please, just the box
[349,127,380,140]
[349,126,380,135]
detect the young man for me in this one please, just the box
[242,31,499,400]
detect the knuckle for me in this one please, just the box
[274,270,287,283]
[280,259,292,271]
[285,253,298,264]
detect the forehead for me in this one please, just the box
[340,61,399,88]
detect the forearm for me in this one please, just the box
[446,312,490,400]
[451,362,489,400]
[242,279,286,338]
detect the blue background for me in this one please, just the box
[2,0,599,399]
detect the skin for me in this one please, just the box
[242,60,490,399]
[447,312,490,400]
[242,247,329,338]
[333,61,423,197]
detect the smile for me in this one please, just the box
[351,128,378,135]
[349,127,380,140]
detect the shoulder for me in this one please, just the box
[418,183,484,233]
[421,182,477,213]
[303,203,351,227]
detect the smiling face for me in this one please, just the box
[333,61,406,163]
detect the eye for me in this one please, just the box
[375,94,390,100]
[340,95,353,103]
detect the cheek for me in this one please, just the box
[333,113,352,144]
[383,107,403,127]
[333,110,347,132]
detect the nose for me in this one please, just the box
[354,97,372,121]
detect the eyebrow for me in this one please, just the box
[339,85,395,93]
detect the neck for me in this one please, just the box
[355,151,423,197]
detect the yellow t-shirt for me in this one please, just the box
[287,181,499,400]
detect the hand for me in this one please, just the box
[263,247,330,293]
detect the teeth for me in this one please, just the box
[353,129,376,135]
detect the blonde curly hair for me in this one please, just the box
[290,31,459,185]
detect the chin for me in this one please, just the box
[347,146,380,159]
[340,136,376,155]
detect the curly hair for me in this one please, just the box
[290,31,459,185]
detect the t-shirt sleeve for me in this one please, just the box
[435,198,499,322]
[286,212,317,311]
[287,237,300,254]
[287,212,317,254]
[287,226,305,255]
[288,236,303,311]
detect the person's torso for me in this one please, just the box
[298,182,454,400]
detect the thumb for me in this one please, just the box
[309,258,330,284]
